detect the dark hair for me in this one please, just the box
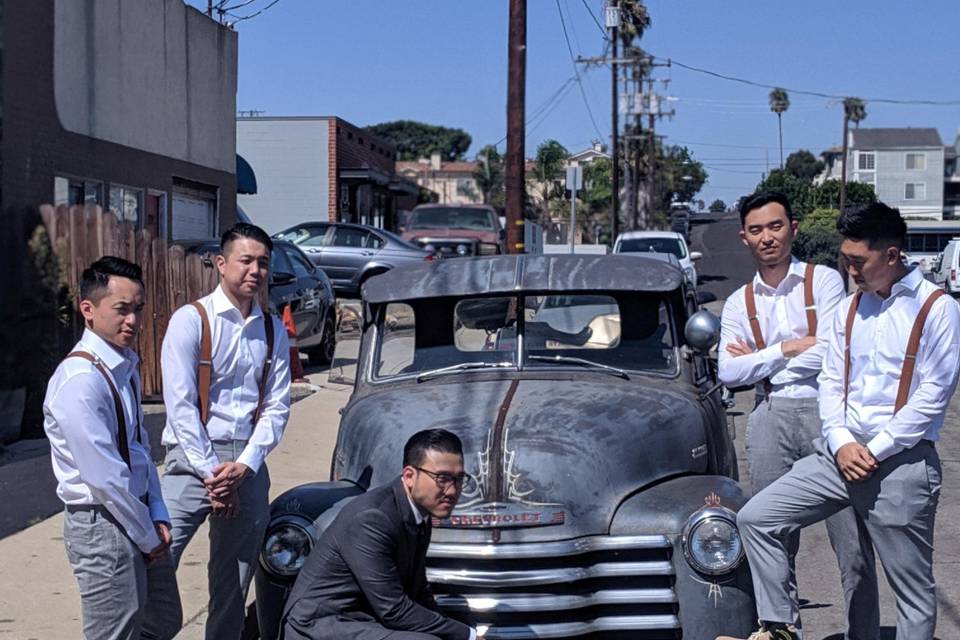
[836,202,907,249]
[79,256,144,303]
[738,192,794,225]
[403,429,464,467]
[220,222,273,255]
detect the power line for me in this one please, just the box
[659,56,960,106]
[556,0,605,140]
[671,138,807,152]
[227,0,282,23]
[488,76,578,148]
[579,0,609,39]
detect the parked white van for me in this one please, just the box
[935,239,960,294]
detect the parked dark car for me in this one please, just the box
[254,254,756,640]
[274,222,435,299]
[401,203,504,257]
[175,238,337,365]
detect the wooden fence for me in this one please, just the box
[39,204,220,397]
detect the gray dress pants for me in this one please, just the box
[739,437,941,639]
[63,506,182,640]
[143,441,270,640]
[745,395,879,639]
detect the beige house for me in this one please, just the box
[396,153,483,205]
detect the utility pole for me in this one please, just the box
[207,0,213,17]
[840,114,850,212]
[504,0,526,254]
[607,2,620,245]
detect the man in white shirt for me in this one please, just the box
[44,256,181,640]
[720,202,960,640]
[718,193,878,640]
[146,223,291,640]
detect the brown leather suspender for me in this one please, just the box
[744,262,818,349]
[65,351,142,469]
[190,301,276,427]
[743,263,818,393]
[844,288,945,415]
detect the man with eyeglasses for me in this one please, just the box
[282,429,482,640]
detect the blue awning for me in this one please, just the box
[236,154,257,195]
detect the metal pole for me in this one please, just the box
[840,115,850,212]
[207,0,213,17]
[570,185,577,254]
[505,0,527,254]
[610,5,620,245]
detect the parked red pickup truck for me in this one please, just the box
[401,203,504,257]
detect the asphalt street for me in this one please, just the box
[692,215,960,639]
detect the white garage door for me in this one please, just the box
[172,193,215,240]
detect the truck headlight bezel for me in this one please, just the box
[260,516,316,578]
[681,506,745,576]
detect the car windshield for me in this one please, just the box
[408,208,496,231]
[373,293,676,380]
[618,237,686,259]
[275,225,328,247]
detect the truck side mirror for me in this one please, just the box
[685,310,721,352]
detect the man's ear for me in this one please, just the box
[790,219,799,236]
[738,228,749,248]
[401,465,416,488]
[887,246,902,265]
[79,299,96,326]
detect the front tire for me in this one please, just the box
[306,313,336,366]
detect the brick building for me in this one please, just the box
[237,116,421,233]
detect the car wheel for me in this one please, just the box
[307,313,336,366]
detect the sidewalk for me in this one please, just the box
[0,375,351,639]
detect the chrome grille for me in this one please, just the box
[415,238,478,257]
[427,535,680,640]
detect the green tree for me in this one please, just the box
[785,150,825,184]
[768,88,790,169]
[794,208,841,267]
[364,120,472,161]
[473,145,505,207]
[755,169,813,218]
[577,157,614,243]
[812,179,876,211]
[530,139,570,222]
[657,145,707,210]
[709,198,727,213]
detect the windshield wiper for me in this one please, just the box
[526,354,630,379]
[416,361,514,382]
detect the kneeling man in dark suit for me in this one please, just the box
[282,429,480,640]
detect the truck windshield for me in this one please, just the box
[372,293,677,380]
[409,208,496,231]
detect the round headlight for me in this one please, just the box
[682,508,744,575]
[261,521,313,577]
[423,243,436,253]
[456,243,470,256]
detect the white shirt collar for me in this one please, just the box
[406,488,425,525]
[752,257,805,294]
[78,328,137,375]
[211,283,263,321]
[890,266,924,297]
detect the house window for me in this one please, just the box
[456,178,474,196]
[54,176,104,206]
[906,153,926,171]
[857,152,875,171]
[905,183,926,200]
[109,184,143,224]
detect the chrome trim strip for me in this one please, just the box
[427,534,671,559]
[435,588,677,612]
[427,561,674,587]
[481,615,680,639]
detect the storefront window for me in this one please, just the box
[109,184,143,224]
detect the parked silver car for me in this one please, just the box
[274,222,436,298]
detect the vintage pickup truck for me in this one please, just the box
[254,253,756,640]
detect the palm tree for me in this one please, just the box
[768,88,790,169]
[840,97,868,210]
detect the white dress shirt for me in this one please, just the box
[44,329,168,553]
[719,258,845,398]
[819,267,960,461]
[161,284,291,477]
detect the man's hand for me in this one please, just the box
[204,461,250,497]
[211,490,240,519]
[146,521,172,564]
[835,443,879,483]
[781,335,818,358]
[725,337,755,358]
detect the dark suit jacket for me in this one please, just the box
[282,478,472,640]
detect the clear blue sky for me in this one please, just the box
[189,0,960,207]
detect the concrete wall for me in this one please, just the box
[869,149,943,218]
[53,0,236,173]
[237,118,331,234]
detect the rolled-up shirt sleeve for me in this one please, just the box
[238,316,291,473]
[718,289,787,388]
[866,297,960,461]
[161,305,220,478]
[50,373,161,553]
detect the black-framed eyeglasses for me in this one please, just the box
[414,466,470,489]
